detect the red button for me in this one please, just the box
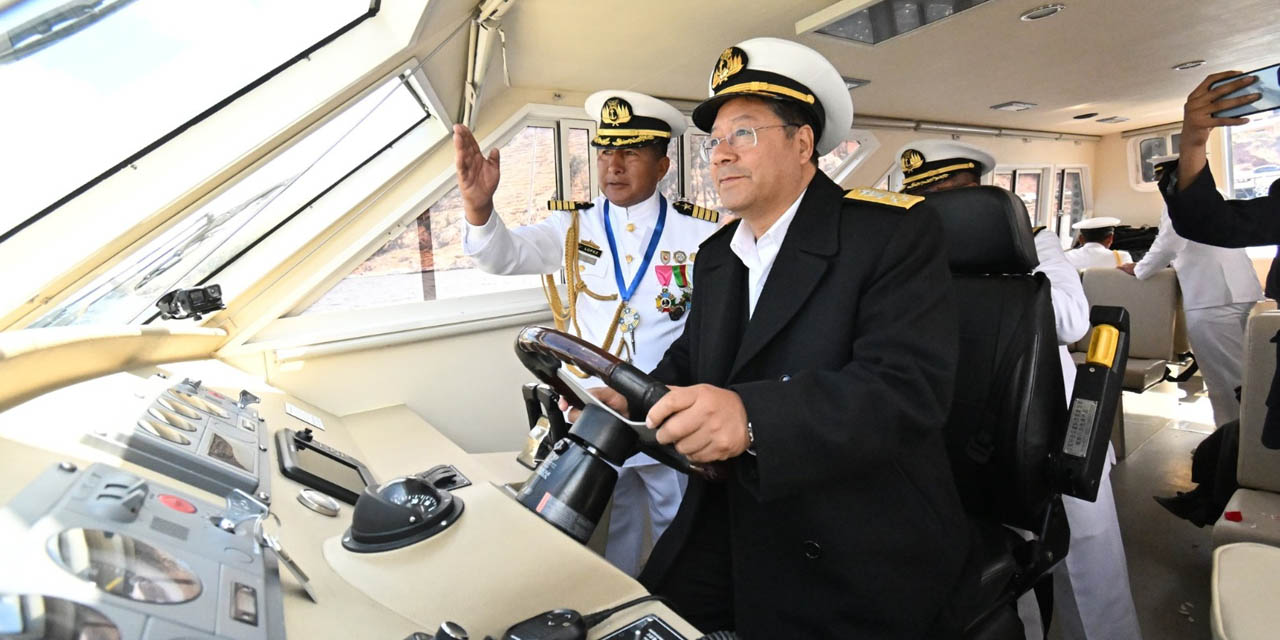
[158,494,197,514]
[1224,510,1243,522]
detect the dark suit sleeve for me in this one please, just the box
[729,203,959,501]
[1161,162,1280,248]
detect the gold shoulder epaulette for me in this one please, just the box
[1031,225,1047,235]
[672,200,719,223]
[547,199,594,211]
[843,188,924,210]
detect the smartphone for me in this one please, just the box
[1211,62,1280,118]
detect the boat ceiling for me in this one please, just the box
[490,0,1278,135]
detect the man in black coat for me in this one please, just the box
[606,37,972,638]
[1152,70,1280,524]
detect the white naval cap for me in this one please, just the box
[691,37,853,155]
[1149,154,1180,164]
[892,139,996,193]
[585,90,686,149]
[1071,216,1122,230]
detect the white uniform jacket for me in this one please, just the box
[463,190,718,466]
[1064,242,1132,270]
[1134,209,1262,309]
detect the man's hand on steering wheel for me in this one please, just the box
[560,387,630,422]
[646,384,751,463]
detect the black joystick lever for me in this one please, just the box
[297,428,314,442]
[501,609,586,640]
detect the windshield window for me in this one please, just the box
[0,0,369,238]
[30,69,442,327]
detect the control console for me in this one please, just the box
[0,462,286,639]
[86,378,271,498]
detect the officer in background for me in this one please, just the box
[895,140,1142,640]
[1120,155,1262,428]
[1064,217,1133,269]
[452,91,719,576]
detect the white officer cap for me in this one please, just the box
[691,37,853,155]
[1072,216,1122,230]
[585,90,686,149]
[891,140,996,193]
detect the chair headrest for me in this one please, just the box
[926,186,1039,275]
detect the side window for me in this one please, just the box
[1013,171,1042,224]
[684,133,724,211]
[300,125,558,315]
[818,138,863,181]
[994,171,1014,191]
[565,127,593,201]
[1226,108,1280,199]
[1052,168,1087,232]
[1137,137,1168,183]
[658,138,682,202]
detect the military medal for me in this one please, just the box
[670,264,692,320]
[604,195,667,360]
[674,250,687,264]
[654,264,680,319]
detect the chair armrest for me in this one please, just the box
[1055,305,1130,501]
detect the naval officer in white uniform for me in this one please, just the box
[1120,158,1262,426]
[452,90,719,576]
[895,140,1142,640]
[1065,217,1133,270]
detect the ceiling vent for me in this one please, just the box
[991,101,1037,112]
[1097,116,1130,123]
[798,0,994,45]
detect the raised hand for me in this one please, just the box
[1177,71,1259,188]
[453,123,501,225]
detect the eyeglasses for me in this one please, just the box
[699,124,800,161]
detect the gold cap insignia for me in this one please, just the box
[901,149,925,174]
[601,98,633,126]
[711,46,747,90]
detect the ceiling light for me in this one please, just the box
[991,101,1038,112]
[1072,112,1099,119]
[842,76,871,90]
[1020,4,1065,21]
[1172,60,1205,71]
[1097,116,1129,124]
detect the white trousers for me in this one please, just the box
[1018,448,1142,640]
[604,463,687,577]
[1185,302,1253,427]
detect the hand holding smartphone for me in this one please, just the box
[1210,63,1280,118]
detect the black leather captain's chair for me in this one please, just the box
[926,186,1129,639]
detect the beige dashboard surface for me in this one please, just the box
[0,325,226,412]
[323,483,699,639]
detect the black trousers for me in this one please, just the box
[642,484,736,634]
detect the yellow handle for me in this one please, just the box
[1086,325,1120,368]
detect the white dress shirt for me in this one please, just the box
[729,190,807,317]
